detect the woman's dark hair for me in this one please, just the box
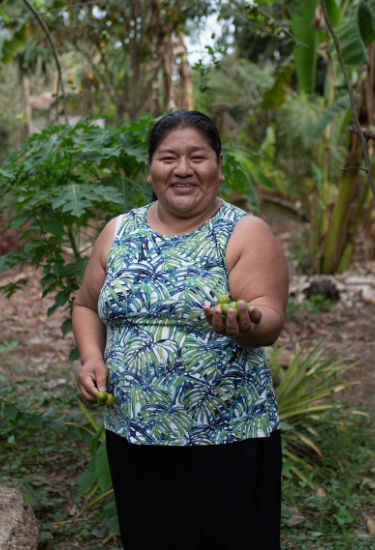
[148,110,221,165]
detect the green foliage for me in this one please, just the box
[291,0,318,94]
[312,96,351,139]
[325,0,341,27]
[335,6,369,66]
[287,295,333,316]
[268,339,364,486]
[0,114,154,346]
[262,62,294,110]
[0,113,261,347]
[281,409,375,548]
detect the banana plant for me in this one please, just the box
[263,0,375,273]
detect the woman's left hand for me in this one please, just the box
[204,303,262,340]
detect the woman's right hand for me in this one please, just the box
[77,357,108,404]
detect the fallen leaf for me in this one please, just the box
[367,517,375,536]
[284,506,307,527]
[60,355,66,361]
[316,487,327,497]
[68,504,78,516]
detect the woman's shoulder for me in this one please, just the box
[219,199,251,223]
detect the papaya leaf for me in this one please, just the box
[61,318,72,337]
[95,441,112,492]
[76,457,97,501]
[99,498,121,535]
[51,184,94,218]
[69,347,80,362]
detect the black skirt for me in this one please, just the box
[106,429,282,550]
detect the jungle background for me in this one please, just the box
[1,0,375,548]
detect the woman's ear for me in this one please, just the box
[218,153,225,181]
[147,155,152,184]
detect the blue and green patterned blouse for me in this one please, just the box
[98,199,279,445]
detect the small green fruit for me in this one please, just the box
[96,390,107,406]
[228,302,239,317]
[221,303,230,316]
[105,393,114,406]
[217,295,231,304]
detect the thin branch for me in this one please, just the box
[340,167,368,172]
[321,0,375,198]
[349,125,375,140]
[39,0,109,14]
[256,5,307,47]
[21,0,68,123]
[228,0,308,47]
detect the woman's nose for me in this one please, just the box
[173,156,194,176]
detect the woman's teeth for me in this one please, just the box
[174,184,192,187]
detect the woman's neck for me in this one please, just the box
[147,198,222,236]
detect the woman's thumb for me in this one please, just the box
[96,366,107,392]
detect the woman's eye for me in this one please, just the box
[192,156,204,160]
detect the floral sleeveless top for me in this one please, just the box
[98,200,280,446]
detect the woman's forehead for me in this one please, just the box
[155,127,213,152]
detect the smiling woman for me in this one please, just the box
[72,110,289,550]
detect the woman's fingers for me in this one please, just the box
[205,304,261,338]
[77,359,108,404]
[212,307,226,334]
[249,307,262,325]
[204,305,213,324]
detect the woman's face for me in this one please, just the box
[147,127,224,215]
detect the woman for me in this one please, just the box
[73,110,289,550]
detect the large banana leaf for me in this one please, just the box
[358,0,375,47]
[325,0,341,27]
[335,4,369,66]
[291,0,318,94]
[0,25,29,65]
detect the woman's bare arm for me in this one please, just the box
[204,216,289,348]
[72,218,117,403]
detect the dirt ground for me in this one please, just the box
[267,218,375,410]
[0,217,374,411]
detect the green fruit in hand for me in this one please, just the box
[217,295,231,304]
[221,303,231,316]
[105,393,114,406]
[97,390,107,405]
[229,302,239,317]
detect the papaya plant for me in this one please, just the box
[0,113,260,356]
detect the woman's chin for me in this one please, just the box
[165,188,202,210]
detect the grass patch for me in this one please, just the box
[281,407,375,548]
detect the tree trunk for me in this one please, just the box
[176,34,194,110]
[22,74,32,136]
[320,42,375,273]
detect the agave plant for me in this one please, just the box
[268,338,366,487]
